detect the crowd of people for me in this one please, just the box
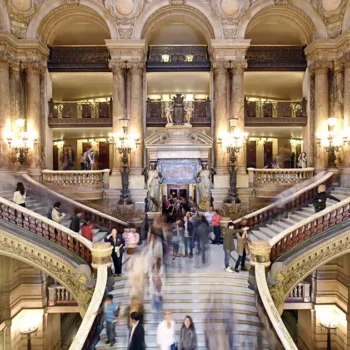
[10,181,343,349]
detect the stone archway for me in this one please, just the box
[237,0,328,42]
[0,0,11,32]
[26,0,118,41]
[134,0,223,43]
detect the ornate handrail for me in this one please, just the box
[234,171,333,227]
[48,284,77,306]
[248,167,314,188]
[269,196,350,263]
[42,169,110,189]
[0,196,92,263]
[22,174,127,231]
[255,264,298,350]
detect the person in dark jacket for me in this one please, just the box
[179,315,197,350]
[69,208,83,233]
[223,222,240,273]
[196,216,210,266]
[128,311,146,350]
[104,228,125,276]
[313,184,340,213]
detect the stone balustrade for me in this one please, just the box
[42,169,110,190]
[248,167,314,188]
[285,281,311,303]
[48,284,77,306]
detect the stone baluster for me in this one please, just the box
[24,60,46,172]
[128,62,144,174]
[213,62,229,173]
[231,61,248,173]
[0,52,11,169]
[109,61,127,171]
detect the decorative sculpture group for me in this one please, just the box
[165,94,193,126]
[196,162,216,211]
[142,162,163,212]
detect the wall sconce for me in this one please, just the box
[53,140,65,149]
[316,117,349,168]
[5,118,37,165]
[20,320,38,350]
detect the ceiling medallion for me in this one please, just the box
[221,0,240,16]
[116,0,135,15]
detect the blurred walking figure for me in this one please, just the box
[172,218,183,260]
[196,216,210,266]
[183,214,194,257]
[157,311,176,350]
[179,315,197,350]
[149,257,164,323]
[212,209,221,245]
[13,182,26,208]
[81,216,94,241]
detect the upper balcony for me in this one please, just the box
[245,98,307,127]
[48,99,112,128]
[146,45,210,72]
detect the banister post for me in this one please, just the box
[248,241,271,290]
[247,168,255,188]
[103,169,110,190]
[90,242,113,269]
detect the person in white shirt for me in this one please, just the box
[51,201,65,224]
[157,311,176,350]
[13,182,26,208]
[204,206,214,226]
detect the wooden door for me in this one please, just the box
[264,141,273,168]
[246,140,257,168]
[53,145,59,170]
[98,141,110,170]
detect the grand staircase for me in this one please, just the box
[248,187,350,243]
[95,267,268,349]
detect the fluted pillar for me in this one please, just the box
[0,54,11,168]
[213,62,229,174]
[128,62,144,174]
[313,61,331,171]
[109,61,126,171]
[9,61,22,123]
[231,61,247,173]
[25,61,44,171]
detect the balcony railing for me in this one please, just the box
[248,168,314,188]
[285,281,311,304]
[245,98,307,126]
[146,100,211,126]
[147,45,210,71]
[48,99,112,128]
[48,284,77,306]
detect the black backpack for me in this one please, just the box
[47,208,53,220]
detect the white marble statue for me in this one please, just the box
[196,163,214,205]
[165,102,174,124]
[184,102,194,124]
[145,163,163,212]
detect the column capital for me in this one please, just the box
[22,60,47,74]
[341,52,350,69]
[212,60,230,73]
[9,59,21,72]
[308,60,333,74]
[0,51,13,65]
[109,60,127,74]
[230,60,248,72]
[127,61,145,74]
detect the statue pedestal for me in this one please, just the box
[165,123,192,130]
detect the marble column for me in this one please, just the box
[0,54,11,169]
[109,61,126,171]
[313,61,331,171]
[306,70,315,167]
[342,56,350,185]
[25,61,44,171]
[128,62,144,174]
[231,61,247,173]
[213,62,229,174]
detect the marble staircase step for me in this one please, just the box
[250,230,271,242]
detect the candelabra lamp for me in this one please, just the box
[316,117,349,168]
[20,324,38,350]
[5,118,37,165]
[218,126,249,204]
[108,118,139,205]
